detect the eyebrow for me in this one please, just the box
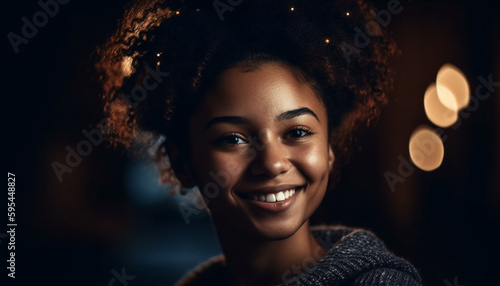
[275,107,319,122]
[204,107,319,131]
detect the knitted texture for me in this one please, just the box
[175,226,422,286]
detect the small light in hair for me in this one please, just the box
[156,61,161,66]
[325,39,330,44]
[175,11,180,15]
[156,53,161,57]
[346,12,350,16]
[290,7,295,11]
[196,8,200,12]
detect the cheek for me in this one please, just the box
[191,147,252,193]
[296,142,330,216]
[293,142,331,182]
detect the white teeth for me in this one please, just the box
[248,188,298,202]
[266,193,276,202]
[276,191,285,202]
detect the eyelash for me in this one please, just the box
[214,133,248,145]
[284,126,313,140]
[214,127,313,146]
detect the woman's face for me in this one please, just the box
[188,63,334,240]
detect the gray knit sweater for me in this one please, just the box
[175,226,422,286]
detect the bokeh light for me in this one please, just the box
[436,63,470,110]
[409,126,444,171]
[424,83,458,127]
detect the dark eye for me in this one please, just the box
[216,134,247,145]
[285,127,312,139]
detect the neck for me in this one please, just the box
[214,220,326,286]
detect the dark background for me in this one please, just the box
[2,0,499,285]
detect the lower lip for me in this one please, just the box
[239,189,301,213]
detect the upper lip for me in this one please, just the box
[236,184,304,195]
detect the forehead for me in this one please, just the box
[196,63,326,121]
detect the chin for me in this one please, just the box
[248,215,307,241]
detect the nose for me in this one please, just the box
[250,133,291,177]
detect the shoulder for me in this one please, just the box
[310,224,386,249]
[353,267,422,286]
[174,255,231,286]
[281,225,423,285]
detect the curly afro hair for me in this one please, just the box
[96,0,397,187]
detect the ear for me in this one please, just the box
[166,143,196,188]
[328,145,335,172]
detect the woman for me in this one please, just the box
[96,0,422,285]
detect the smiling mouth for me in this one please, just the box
[239,187,301,203]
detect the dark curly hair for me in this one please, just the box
[96,0,397,188]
